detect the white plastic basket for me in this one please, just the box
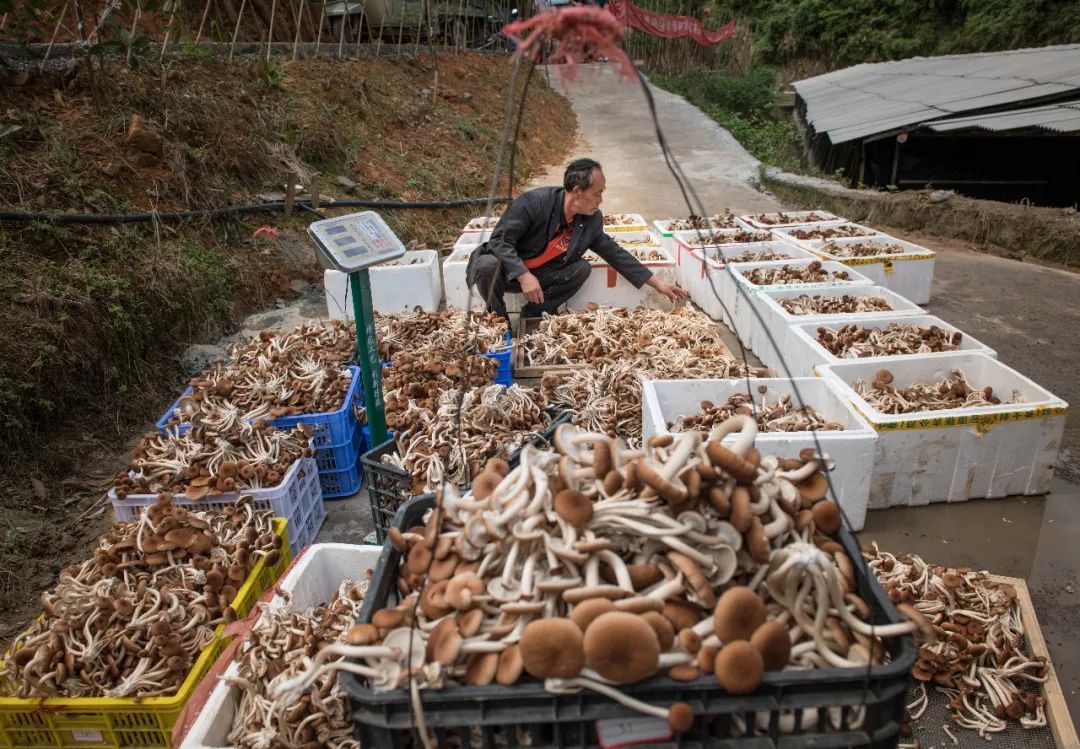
[323,250,441,318]
[641,378,876,530]
[181,544,382,749]
[770,221,885,248]
[808,235,936,304]
[738,210,843,230]
[786,313,997,378]
[109,457,324,555]
[567,244,676,311]
[681,242,819,325]
[442,248,525,313]
[751,285,925,376]
[729,260,874,359]
[818,353,1068,507]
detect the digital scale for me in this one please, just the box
[308,211,406,446]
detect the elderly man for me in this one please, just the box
[466,158,688,322]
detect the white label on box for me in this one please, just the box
[595,716,672,748]
[71,730,104,743]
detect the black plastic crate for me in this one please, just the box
[343,493,916,749]
[361,410,574,544]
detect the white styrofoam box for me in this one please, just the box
[181,544,381,749]
[738,210,843,230]
[463,216,500,233]
[671,227,774,294]
[808,235,937,304]
[771,221,884,248]
[641,378,876,530]
[818,353,1068,508]
[752,286,925,376]
[442,248,525,313]
[602,213,649,233]
[454,232,488,252]
[568,245,676,311]
[324,250,440,319]
[786,313,997,378]
[729,260,874,359]
[682,242,819,325]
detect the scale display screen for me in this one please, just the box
[308,211,406,272]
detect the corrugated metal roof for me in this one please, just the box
[794,45,1080,144]
[923,101,1080,133]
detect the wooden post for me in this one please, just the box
[291,0,303,58]
[395,2,405,54]
[159,3,177,62]
[127,0,141,66]
[336,3,346,57]
[229,0,247,60]
[374,0,386,56]
[353,2,366,55]
[195,0,214,43]
[284,173,297,216]
[314,1,325,55]
[266,0,278,59]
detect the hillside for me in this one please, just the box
[0,53,575,636]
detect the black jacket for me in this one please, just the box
[477,186,653,288]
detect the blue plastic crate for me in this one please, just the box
[156,386,193,433]
[316,418,363,473]
[269,365,363,449]
[484,330,513,386]
[319,455,364,498]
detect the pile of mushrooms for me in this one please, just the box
[746,211,831,226]
[685,229,772,246]
[666,213,740,230]
[2,495,280,698]
[668,385,845,434]
[817,323,962,358]
[740,261,852,286]
[721,249,795,263]
[379,257,426,267]
[225,578,370,749]
[778,293,894,316]
[113,421,314,500]
[865,546,1049,737]
[603,213,642,226]
[381,351,500,431]
[853,369,1022,415]
[385,384,552,494]
[820,241,908,258]
[465,216,501,230]
[376,310,508,362]
[270,417,925,740]
[787,224,875,241]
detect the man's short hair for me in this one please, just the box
[564,158,602,192]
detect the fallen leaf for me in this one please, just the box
[31,477,46,500]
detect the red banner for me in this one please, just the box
[609,0,735,46]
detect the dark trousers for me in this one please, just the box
[466,253,591,320]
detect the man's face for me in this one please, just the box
[570,168,606,216]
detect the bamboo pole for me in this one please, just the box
[40,0,72,73]
[314,1,325,55]
[374,0,386,56]
[266,0,277,58]
[291,0,304,58]
[352,0,365,55]
[127,0,141,66]
[195,0,214,42]
[70,0,100,111]
[336,1,346,57]
[229,0,247,60]
[159,2,177,62]
[412,0,422,55]
[395,1,405,55]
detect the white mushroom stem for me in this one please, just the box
[545,676,675,723]
[708,414,757,457]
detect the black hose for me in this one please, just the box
[0,196,512,225]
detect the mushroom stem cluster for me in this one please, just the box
[778,294,894,316]
[853,369,1022,415]
[381,351,499,431]
[865,546,1049,736]
[720,249,793,263]
[818,323,962,358]
[274,417,924,737]
[746,212,831,226]
[686,229,772,246]
[787,225,875,241]
[668,385,844,434]
[113,421,313,499]
[225,578,371,749]
[3,495,279,698]
[602,214,642,227]
[740,261,852,286]
[375,310,508,362]
[666,212,740,231]
[820,240,908,258]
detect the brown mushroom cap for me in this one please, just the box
[592,440,614,477]
[520,619,585,679]
[496,644,524,685]
[668,702,696,733]
[713,587,766,643]
[668,552,715,609]
[663,600,701,632]
[570,598,616,632]
[729,487,752,533]
[471,470,502,501]
[714,641,764,694]
[485,458,510,477]
[583,612,660,684]
[347,623,379,646]
[464,652,500,686]
[746,517,770,564]
[797,472,829,503]
[553,489,594,529]
[812,500,842,535]
[641,611,675,651]
[750,621,791,671]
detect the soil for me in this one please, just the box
[0,53,575,642]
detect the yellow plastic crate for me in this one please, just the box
[0,518,291,749]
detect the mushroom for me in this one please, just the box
[583,612,660,684]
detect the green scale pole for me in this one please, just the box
[349,269,387,444]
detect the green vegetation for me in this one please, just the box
[650,67,805,172]
[701,0,1080,68]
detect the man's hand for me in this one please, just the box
[648,276,690,302]
[518,271,544,304]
